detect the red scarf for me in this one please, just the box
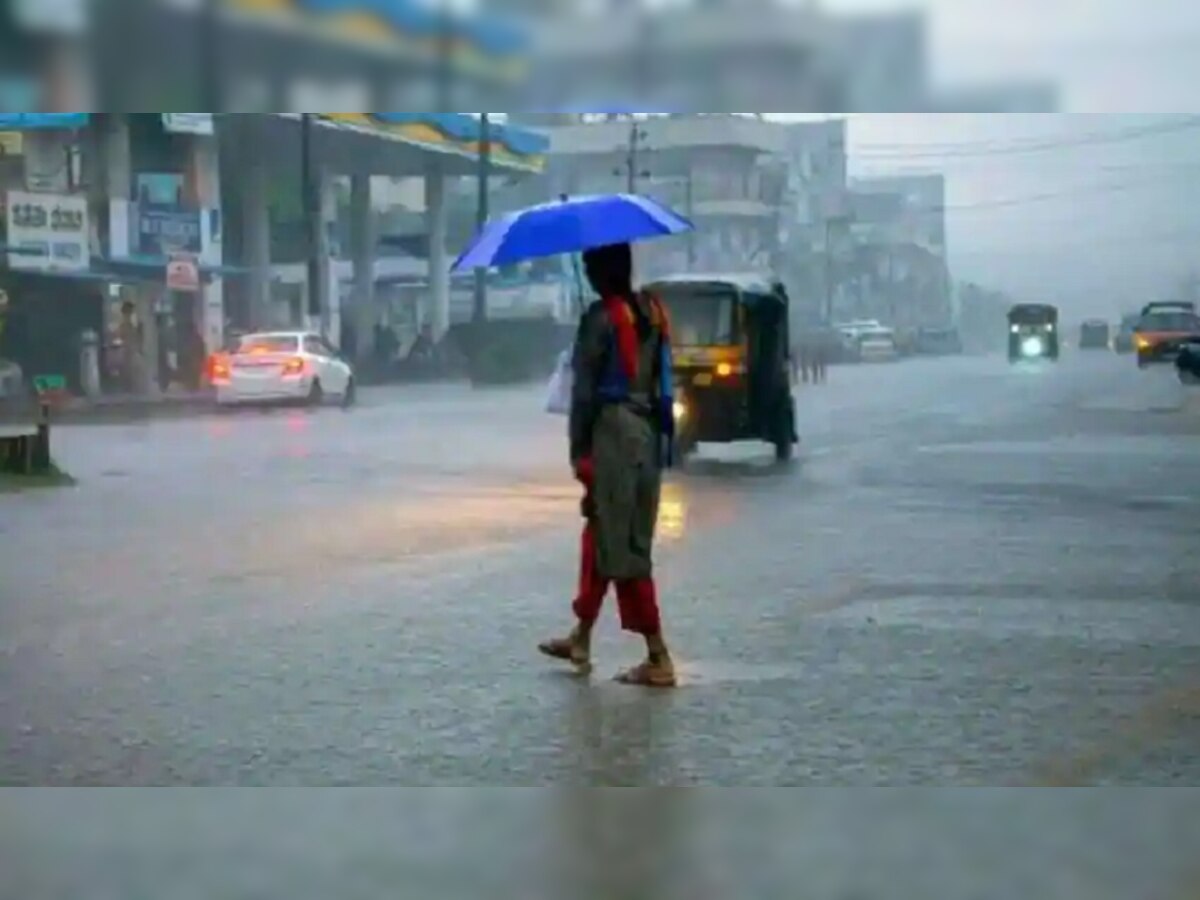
[602,292,670,381]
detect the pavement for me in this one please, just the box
[0,388,215,426]
[2,353,1200,790]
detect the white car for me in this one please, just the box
[858,327,899,362]
[213,331,356,407]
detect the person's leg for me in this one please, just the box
[614,577,675,687]
[613,454,676,687]
[570,520,609,647]
[540,494,607,670]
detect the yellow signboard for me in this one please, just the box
[0,132,23,155]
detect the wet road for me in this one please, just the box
[2,352,1199,786]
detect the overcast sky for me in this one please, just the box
[786,114,1200,317]
[822,0,1200,113]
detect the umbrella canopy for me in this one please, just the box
[452,193,693,273]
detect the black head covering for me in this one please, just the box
[582,243,633,299]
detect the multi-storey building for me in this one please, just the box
[531,114,794,281]
[845,174,952,329]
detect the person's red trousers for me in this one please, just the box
[571,521,661,636]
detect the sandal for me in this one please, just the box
[538,633,592,674]
[615,658,677,689]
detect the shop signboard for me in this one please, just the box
[135,204,203,257]
[162,114,214,136]
[166,253,201,293]
[4,190,89,273]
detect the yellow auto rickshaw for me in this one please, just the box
[647,274,798,461]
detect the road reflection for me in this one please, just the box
[658,482,688,542]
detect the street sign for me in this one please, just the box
[32,374,70,410]
[166,253,201,292]
[33,375,66,394]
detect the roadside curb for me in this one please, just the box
[0,395,216,425]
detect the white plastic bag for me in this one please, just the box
[545,348,573,416]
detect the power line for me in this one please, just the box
[950,226,1200,257]
[855,116,1200,159]
[890,173,1200,217]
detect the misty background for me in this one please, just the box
[788,113,1200,320]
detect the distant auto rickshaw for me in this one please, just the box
[1008,304,1060,362]
[647,274,798,462]
[1079,319,1111,350]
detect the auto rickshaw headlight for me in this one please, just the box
[1011,324,1020,334]
[1021,337,1044,357]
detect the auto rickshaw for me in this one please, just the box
[1008,303,1060,362]
[646,274,798,461]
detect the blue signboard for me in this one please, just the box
[0,113,91,129]
[135,205,203,257]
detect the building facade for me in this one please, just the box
[1,113,222,397]
[845,174,952,329]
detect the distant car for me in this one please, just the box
[1134,309,1200,369]
[212,331,356,407]
[1113,315,1139,354]
[1079,320,1110,350]
[858,327,899,362]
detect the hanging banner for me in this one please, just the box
[5,190,89,273]
[162,114,215,136]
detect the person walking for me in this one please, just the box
[539,243,678,688]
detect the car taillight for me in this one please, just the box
[281,357,306,376]
[209,355,231,383]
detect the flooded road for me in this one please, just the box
[2,353,1199,786]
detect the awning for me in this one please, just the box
[0,113,91,130]
[102,255,251,282]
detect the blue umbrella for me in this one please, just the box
[452,193,693,273]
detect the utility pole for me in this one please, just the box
[301,113,327,334]
[685,166,696,268]
[626,119,645,193]
[436,0,453,110]
[472,112,491,324]
[823,217,834,323]
[615,119,650,193]
[200,0,221,111]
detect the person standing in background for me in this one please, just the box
[118,301,144,394]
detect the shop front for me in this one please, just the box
[0,186,106,395]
